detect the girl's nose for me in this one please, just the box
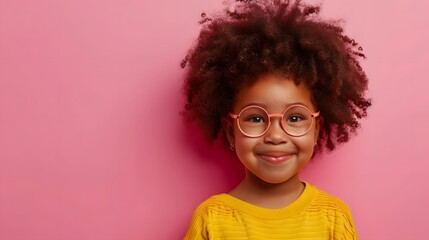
[263,118,288,145]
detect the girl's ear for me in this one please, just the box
[314,115,323,144]
[221,116,235,147]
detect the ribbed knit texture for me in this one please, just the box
[184,183,357,239]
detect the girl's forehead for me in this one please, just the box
[234,75,315,111]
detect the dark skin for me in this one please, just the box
[222,74,321,209]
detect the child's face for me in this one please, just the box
[223,74,320,184]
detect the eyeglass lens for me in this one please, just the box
[238,106,314,137]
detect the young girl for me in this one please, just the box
[182,0,371,239]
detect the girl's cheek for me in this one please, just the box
[294,135,317,151]
[235,137,257,149]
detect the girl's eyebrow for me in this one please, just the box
[241,102,268,108]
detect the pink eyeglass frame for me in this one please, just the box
[229,104,320,138]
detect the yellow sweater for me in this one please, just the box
[184,183,357,239]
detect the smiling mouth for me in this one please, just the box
[258,154,292,163]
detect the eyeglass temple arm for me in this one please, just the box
[229,113,239,119]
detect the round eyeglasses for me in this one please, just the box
[229,104,320,138]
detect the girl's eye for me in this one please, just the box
[245,115,265,123]
[288,115,303,122]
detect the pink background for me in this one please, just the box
[1,0,428,239]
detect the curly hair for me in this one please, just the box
[182,0,371,152]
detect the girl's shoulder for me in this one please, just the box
[308,183,355,217]
[190,193,233,217]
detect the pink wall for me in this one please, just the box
[0,0,428,239]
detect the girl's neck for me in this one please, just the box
[229,173,305,209]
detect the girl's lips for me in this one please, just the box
[258,154,292,163]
